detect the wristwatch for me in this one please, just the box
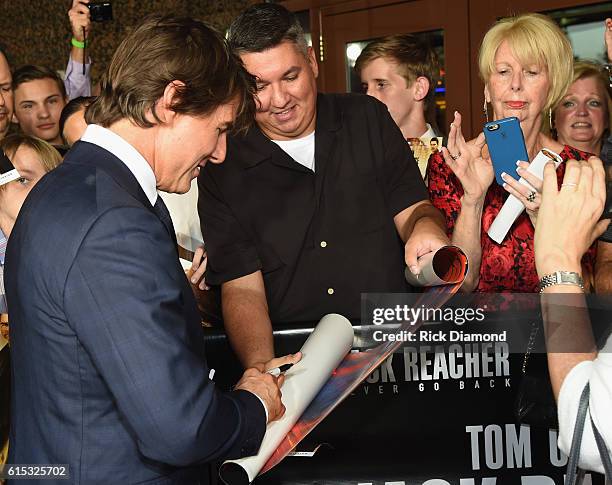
[539,271,584,293]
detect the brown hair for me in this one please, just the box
[354,34,439,105]
[12,65,67,99]
[86,14,256,133]
[0,134,62,190]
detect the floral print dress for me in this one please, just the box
[427,145,596,292]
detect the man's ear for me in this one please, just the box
[306,46,319,79]
[412,76,430,102]
[156,80,185,123]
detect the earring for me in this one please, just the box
[483,98,490,123]
[549,108,557,138]
[548,108,553,130]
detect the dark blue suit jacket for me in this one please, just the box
[5,142,265,484]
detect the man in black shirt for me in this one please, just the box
[198,3,449,369]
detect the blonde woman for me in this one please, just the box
[427,13,596,292]
[553,60,612,156]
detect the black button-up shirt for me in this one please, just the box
[198,93,427,324]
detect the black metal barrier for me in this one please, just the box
[203,310,607,485]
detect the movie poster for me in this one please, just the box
[407,135,443,180]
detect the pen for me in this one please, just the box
[266,363,294,376]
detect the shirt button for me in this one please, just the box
[327,288,334,295]
[320,241,327,248]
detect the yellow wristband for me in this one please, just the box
[71,38,87,49]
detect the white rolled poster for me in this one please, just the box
[487,148,563,244]
[219,313,354,485]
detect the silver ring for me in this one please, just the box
[450,152,461,160]
[561,183,578,188]
[527,191,536,203]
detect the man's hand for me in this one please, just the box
[395,201,449,275]
[404,228,449,275]
[235,368,285,423]
[69,0,91,42]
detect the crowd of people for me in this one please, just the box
[0,1,611,482]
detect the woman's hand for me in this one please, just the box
[441,111,494,204]
[534,157,610,277]
[502,160,544,226]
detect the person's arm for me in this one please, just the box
[394,200,448,274]
[449,197,485,292]
[198,165,276,367]
[535,157,612,472]
[366,96,450,274]
[65,0,92,99]
[535,158,609,398]
[429,112,494,291]
[222,271,275,369]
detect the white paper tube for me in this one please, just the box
[219,314,354,484]
[487,148,563,244]
[404,245,468,287]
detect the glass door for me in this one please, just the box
[320,0,471,134]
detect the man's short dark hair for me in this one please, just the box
[12,65,67,99]
[227,3,308,56]
[59,96,95,138]
[85,14,256,133]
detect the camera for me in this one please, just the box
[87,1,113,22]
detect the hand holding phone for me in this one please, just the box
[484,117,529,185]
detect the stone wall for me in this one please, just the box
[0,0,255,81]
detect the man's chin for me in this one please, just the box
[171,180,192,195]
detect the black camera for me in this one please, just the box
[87,1,113,22]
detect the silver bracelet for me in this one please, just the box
[539,271,584,293]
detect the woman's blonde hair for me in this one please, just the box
[478,13,573,114]
[0,134,62,177]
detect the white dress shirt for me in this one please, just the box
[81,124,157,206]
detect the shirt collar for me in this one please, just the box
[230,92,341,169]
[420,123,437,141]
[81,124,158,205]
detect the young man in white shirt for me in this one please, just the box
[356,34,442,177]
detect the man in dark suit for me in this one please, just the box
[5,15,293,484]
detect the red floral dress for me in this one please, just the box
[427,145,596,292]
